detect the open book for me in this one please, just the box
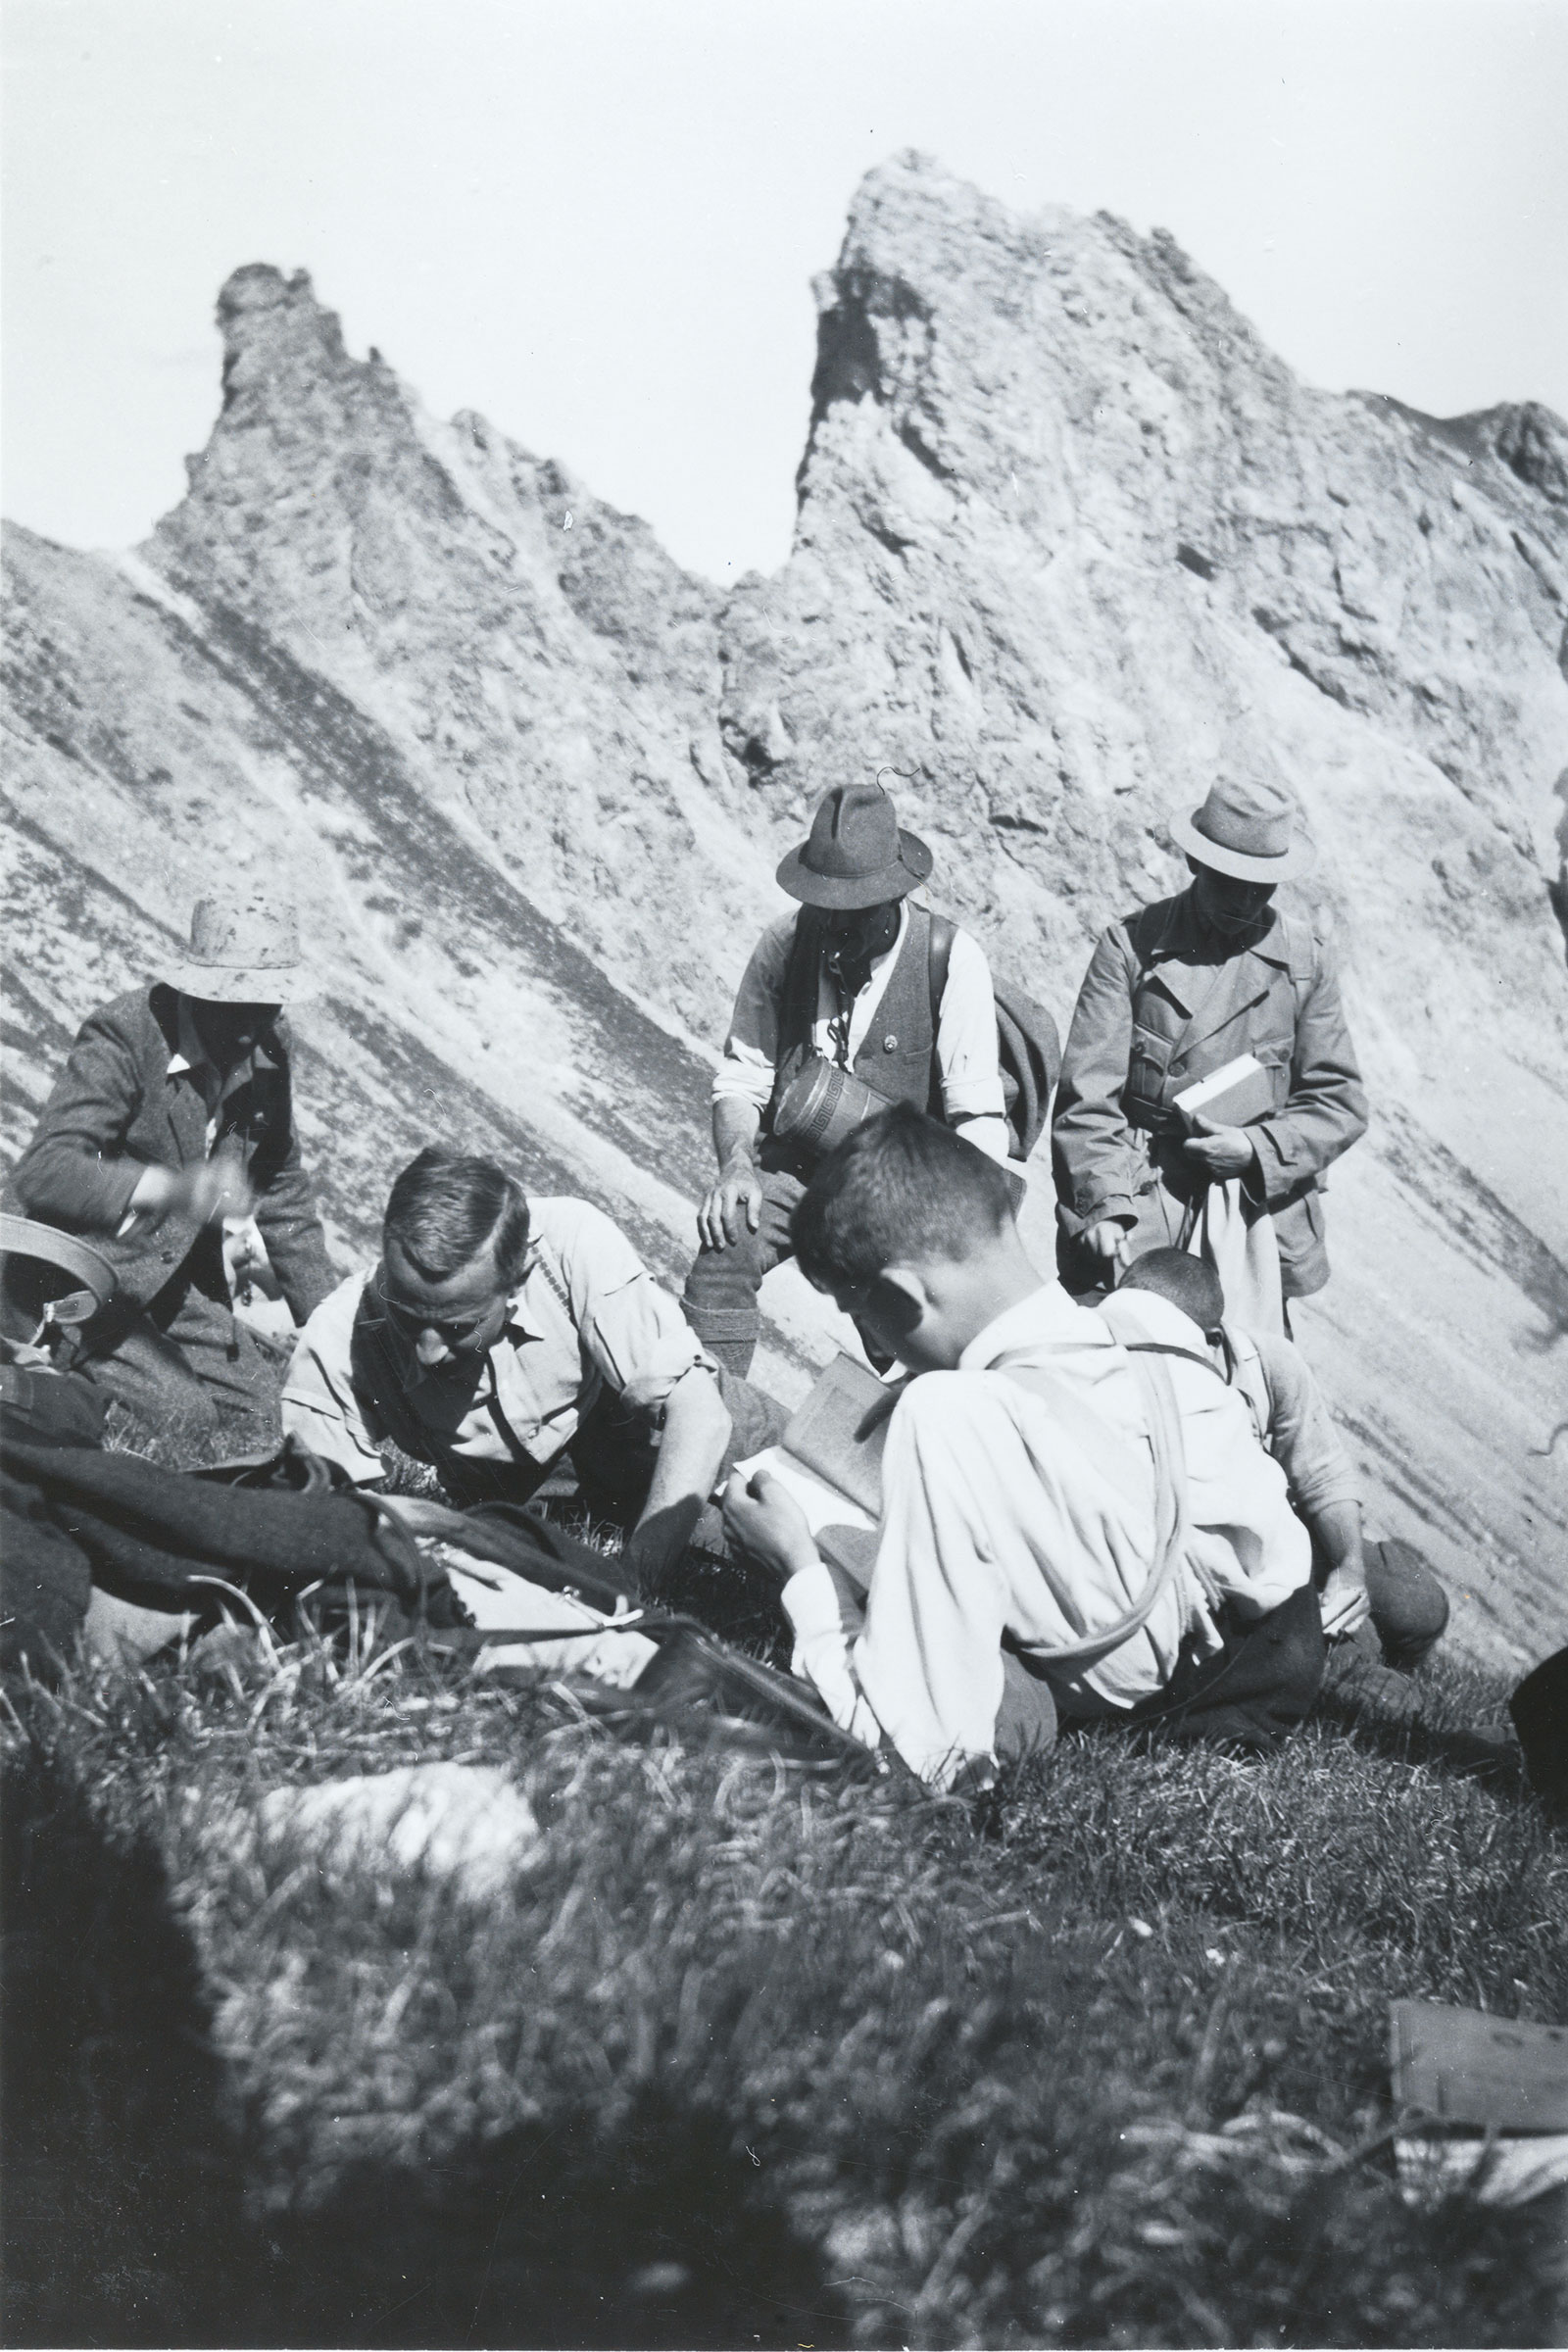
[1172,1051,1275,1131]
[731,1351,898,1588]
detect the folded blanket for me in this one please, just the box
[1,1436,455,1681]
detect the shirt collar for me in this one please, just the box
[1168,886,1290,970]
[1099,1289,1211,1352]
[829,899,908,998]
[369,1262,539,1391]
[168,998,213,1081]
[958,1280,1106,1370]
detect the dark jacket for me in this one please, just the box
[1053,890,1367,1298]
[9,985,334,1324]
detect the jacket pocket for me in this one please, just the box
[1126,1023,1173,1122]
[1251,1033,1295,1112]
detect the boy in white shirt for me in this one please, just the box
[723,1106,1322,1788]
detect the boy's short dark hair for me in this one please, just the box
[793,1104,1015,1292]
[1117,1247,1226,1334]
[383,1148,530,1287]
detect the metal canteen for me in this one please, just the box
[770,1054,889,1157]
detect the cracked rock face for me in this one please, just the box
[4,153,1566,1657]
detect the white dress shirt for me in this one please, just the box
[782,1283,1310,1788]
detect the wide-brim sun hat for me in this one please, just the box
[776,781,934,910]
[1169,775,1315,884]
[166,891,319,1003]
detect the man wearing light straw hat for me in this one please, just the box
[8,891,334,1438]
[1053,776,1367,1319]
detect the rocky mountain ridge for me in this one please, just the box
[5,154,1566,1664]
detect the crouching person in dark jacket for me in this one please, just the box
[6,894,334,1444]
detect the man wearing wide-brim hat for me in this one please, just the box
[6,891,335,1444]
[1053,775,1367,1311]
[681,779,1009,1378]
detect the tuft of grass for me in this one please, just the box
[3,1627,1564,2349]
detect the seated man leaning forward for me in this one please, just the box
[282,1147,780,1586]
[1114,1248,1448,1674]
[682,778,1008,1377]
[723,1106,1324,1789]
[6,892,334,1438]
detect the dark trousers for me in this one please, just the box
[1310,1534,1448,1672]
[1510,1646,1568,1814]
[1121,1580,1327,1750]
[680,1168,808,1379]
[996,1580,1328,1765]
[74,1268,291,1453]
[436,1367,788,1542]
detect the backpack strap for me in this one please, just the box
[988,1324,1197,1669]
[1121,1339,1226,1382]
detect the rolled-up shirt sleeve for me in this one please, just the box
[280,1272,389,1484]
[1252,1333,1360,1518]
[936,930,1006,1134]
[711,914,795,1113]
[555,1202,717,1414]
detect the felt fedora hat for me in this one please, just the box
[775,782,934,909]
[166,892,318,1004]
[1169,776,1314,883]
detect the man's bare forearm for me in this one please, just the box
[1308,1498,1364,1580]
[627,1369,734,1580]
[712,1097,761,1174]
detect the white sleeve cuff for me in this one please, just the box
[936,930,1006,1122]
[953,1112,1012,1163]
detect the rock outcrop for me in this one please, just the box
[5,155,1566,1663]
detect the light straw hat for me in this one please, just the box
[165,892,318,1003]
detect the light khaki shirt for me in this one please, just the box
[281,1197,713,1485]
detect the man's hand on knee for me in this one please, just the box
[697,1159,763,1251]
[1318,1564,1371,1641]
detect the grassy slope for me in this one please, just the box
[3,1626,1564,2351]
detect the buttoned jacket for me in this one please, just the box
[1052,889,1367,1296]
[9,984,334,1322]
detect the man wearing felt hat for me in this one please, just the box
[681,778,1009,1377]
[1053,776,1367,1310]
[7,891,335,1440]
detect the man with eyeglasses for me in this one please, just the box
[281,1146,780,1585]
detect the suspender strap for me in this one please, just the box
[1121,1339,1226,1382]
[991,1331,1194,1670]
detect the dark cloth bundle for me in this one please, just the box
[1510,1645,1568,1816]
[3,1439,430,1609]
[0,1427,460,1682]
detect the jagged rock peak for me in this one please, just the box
[216,265,350,385]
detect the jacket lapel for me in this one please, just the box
[165,1069,209,1167]
[1146,898,1283,1058]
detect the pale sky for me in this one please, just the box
[4,0,1566,584]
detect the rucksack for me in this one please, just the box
[927,914,1060,1164]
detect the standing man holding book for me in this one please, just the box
[681,778,1011,1377]
[1052,777,1367,1316]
